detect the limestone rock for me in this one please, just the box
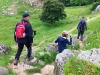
[2,11,8,15]
[41,65,54,75]
[72,38,79,46]
[33,73,43,75]
[0,42,12,54]
[22,0,43,8]
[38,51,51,56]
[77,48,100,66]
[44,43,58,52]
[0,67,8,75]
[38,60,45,66]
[26,57,37,64]
[95,5,100,12]
[53,49,75,75]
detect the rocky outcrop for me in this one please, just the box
[2,2,18,15]
[53,48,100,75]
[0,42,12,54]
[0,67,8,75]
[44,43,58,52]
[22,0,43,7]
[53,49,75,75]
[78,48,100,66]
[95,5,100,12]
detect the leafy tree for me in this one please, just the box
[40,0,66,24]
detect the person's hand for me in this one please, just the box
[77,27,78,30]
[30,43,33,45]
[70,36,72,38]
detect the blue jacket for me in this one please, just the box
[55,36,72,53]
[14,19,33,44]
[77,19,87,31]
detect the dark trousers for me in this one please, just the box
[77,30,84,41]
[15,43,32,60]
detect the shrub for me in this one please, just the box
[36,51,57,64]
[91,2,100,11]
[40,0,66,24]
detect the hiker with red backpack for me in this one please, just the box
[77,17,87,41]
[14,13,34,65]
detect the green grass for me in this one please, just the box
[65,5,91,16]
[0,0,14,12]
[0,0,100,74]
[83,17,100,50]
[64,56,100,75]
[25,63,43,74]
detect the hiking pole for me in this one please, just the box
[70,35,72,50]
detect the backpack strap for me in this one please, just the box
[19,21,28,25]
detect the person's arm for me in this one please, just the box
[65,37,72,45]
[26,24,33,44]
[55,37,59,43]
[77,21,80,30]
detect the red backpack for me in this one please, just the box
[15,22,28,38]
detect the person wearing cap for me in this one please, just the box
[55,30,72,53]
[14,13,34,65]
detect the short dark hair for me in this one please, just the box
[82,16,84,19]
[22,13,30,18]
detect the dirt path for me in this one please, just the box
[32,37,53,51]
[8,62,34,75]
[68,15,100,51]
[68,15,100,34]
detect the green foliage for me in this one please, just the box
[40,0,66,24]
[91,2,100,11]
[58,0,70,6]
[70,0,94,6]
[0,0,13,12]
[64,57,100,75]
[25,63,44,74]
[72,44,80,50]
[84,17,100,50]
[36,51,57,64]
[25,51,57,74]
[8,68,17,75]
[25,68,41,74]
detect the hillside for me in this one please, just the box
[0,0,100,75]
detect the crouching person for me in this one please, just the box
[55,30,72,53]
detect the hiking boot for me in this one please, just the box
[14,59,18,66]
[28,56,34,61]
